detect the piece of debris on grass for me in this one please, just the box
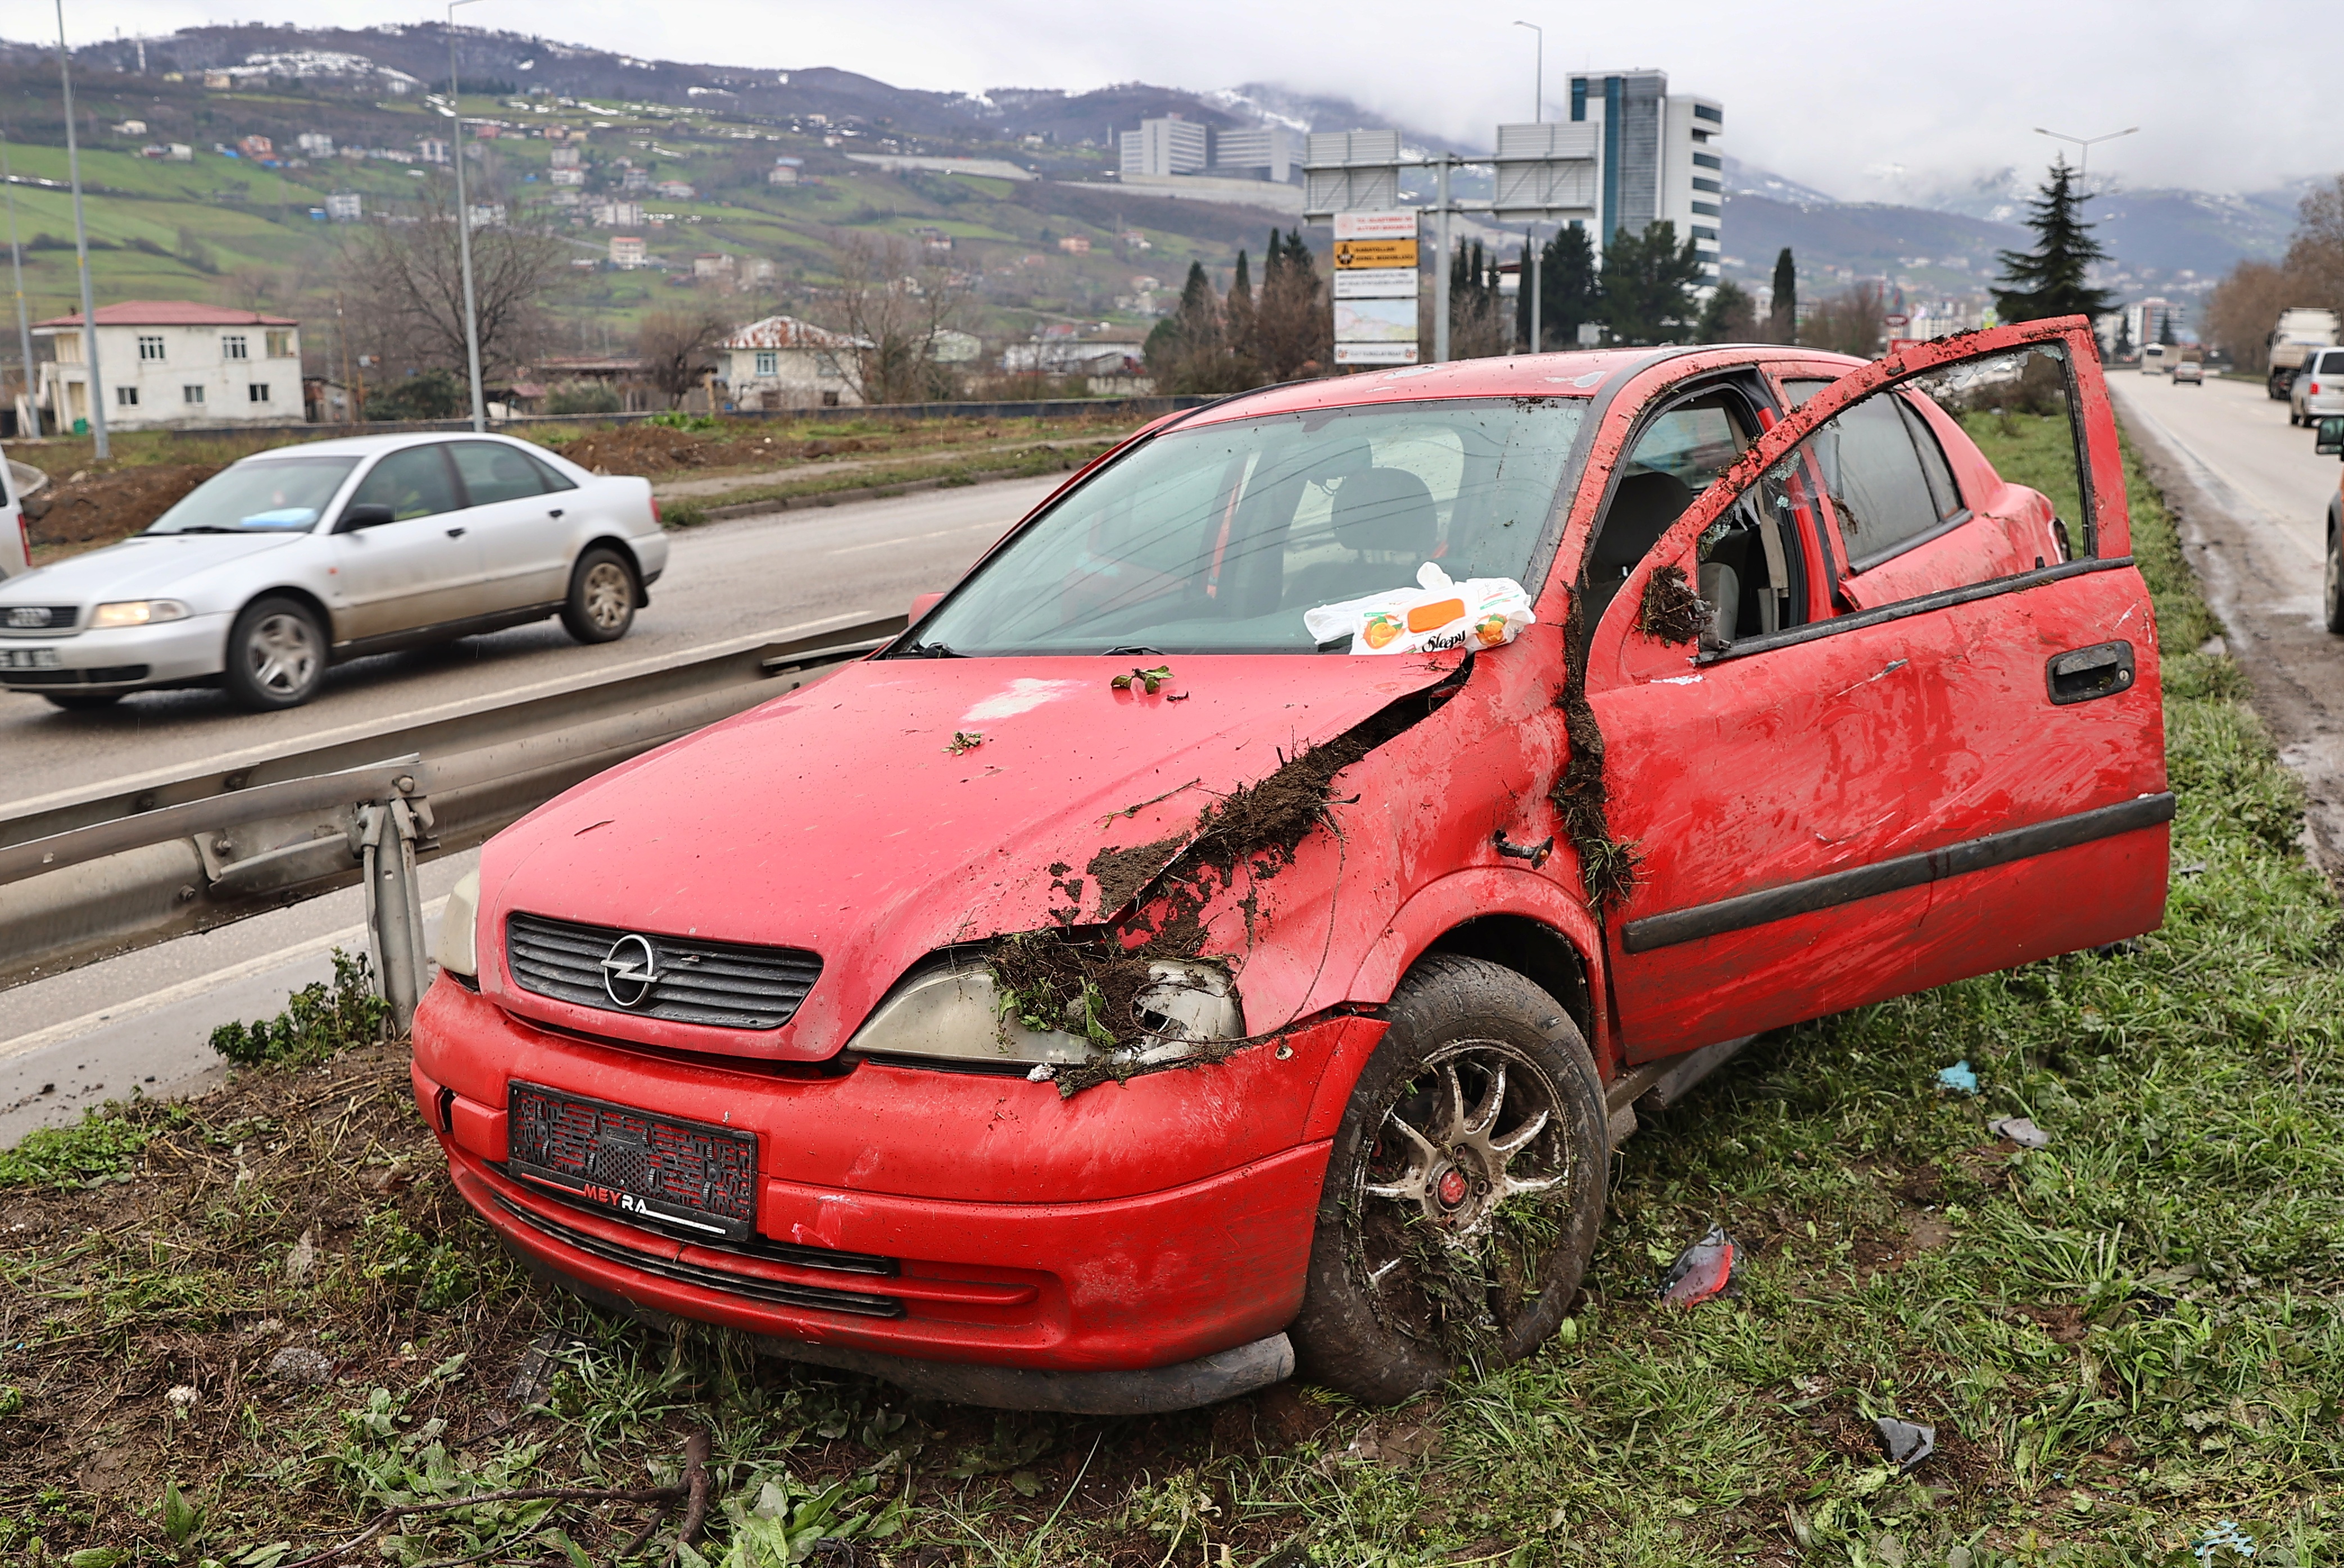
[284,1227,317,1285]
[1873,1416,1937,1470]
[1657,1223,1740,1306]
[945,730,985,756]
[1110,664,1173,694]
[2192,1519,2256,1564]
[265,1346,335,1387]
[1935,1060,1979,1096]
[1987,1115,2051,1149]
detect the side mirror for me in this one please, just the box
[909,590,945,622]
[2318,417,2344,458]
[335,503,396,533]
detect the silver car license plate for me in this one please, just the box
[0,648,60,670]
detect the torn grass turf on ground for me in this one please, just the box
[2,429,2341,1564]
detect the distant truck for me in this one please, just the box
[2142,344,2169,375]
[2269,307,2341,399]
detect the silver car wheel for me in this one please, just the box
[246,611,320,696]
[582,560,633,631]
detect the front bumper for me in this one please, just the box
[413,979,1360,1406]
[0,612,228,692]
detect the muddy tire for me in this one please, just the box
[1291,954,1607,1404]
[560,547,637,644]
[223,595,327,711]
[2327,522,2344,637]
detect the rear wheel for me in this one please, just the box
[42,690,124,712]
[223,596,327,711]
[1291,955,1607,1404]
[560,547,637,644]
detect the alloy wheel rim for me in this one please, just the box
[247,612,319,695]
[583,562,631,630]
[1352,1039,1574,1348]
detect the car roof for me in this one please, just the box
[235,431,537,461]
[1177,345,1866,428]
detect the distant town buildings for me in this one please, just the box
[1058,235,1091,254]
[325,191,362,222]
[1211,125,1300,183]
[296,131,333,157]
[418,138,450,165]
[595,201,647,229]
[609,235,649,268]
[768,159,801,186]
[31,301,301,432]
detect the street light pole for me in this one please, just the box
[448,0,488,432]
[2032,124,2138,187]
[53,0,106,457]
[1,126,40,438]
[1513,21,1543,122]
[1433,157,1452,364]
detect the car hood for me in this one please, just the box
[0,531,307,606]
[479,651,1465,1059]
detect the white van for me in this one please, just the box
[2141,343,2169,375]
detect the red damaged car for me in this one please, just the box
[414,318,2168,1412]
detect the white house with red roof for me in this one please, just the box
[34,301,302,432]
[715,315,867,410]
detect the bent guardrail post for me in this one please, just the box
[352,778,436,1035]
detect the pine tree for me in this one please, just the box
[2112,310,2133,360]
[2157,310,2177,347]
[1768,247,1797,343]
[1599,222,1705,345]
[1992,160,2120,325]
[1698,279,1757,344]
[1538,224,1599,349]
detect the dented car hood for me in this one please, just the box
[478,652,1465,1059]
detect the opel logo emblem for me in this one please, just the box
[600,933,660,1008]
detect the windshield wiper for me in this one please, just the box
[151,525,240,534]
[1103,644,1164,657]
[900,640,963,658]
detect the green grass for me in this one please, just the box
[4,431,2338,1565]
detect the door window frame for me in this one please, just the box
[1590,320,2121,675]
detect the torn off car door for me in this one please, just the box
[1583,318,2170,1061]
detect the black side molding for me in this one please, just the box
[1621,793,2176,955]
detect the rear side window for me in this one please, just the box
[2320,352,2344,375]
[1810,395,1946,567]
[450,441,554,506]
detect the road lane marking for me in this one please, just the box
[0,896,447,1062]
[826,521,1003,556]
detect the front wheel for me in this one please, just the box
[223,596,327,711]
[1291,955,1607,1404]
[2325,524,2344,636]
[560,547,638,644]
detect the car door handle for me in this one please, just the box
[445,526,466,538]
[547,508,564,519]
[2046,640,2134,705]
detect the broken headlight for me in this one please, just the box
[845,954,1244,1070]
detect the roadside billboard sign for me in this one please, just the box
[1327,209,1420,365]
[1334,297,1419,364]
[1333,238,1418,270]
[1334,269,1418,299]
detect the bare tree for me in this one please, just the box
[821,233,974,406]
[1800,282,1888,357]
[2203,259,2296,374]
[339,201,570,382]
[636,307,732,408]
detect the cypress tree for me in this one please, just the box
[2157,310,2177,347]
[1539,224,1599,349]
[1992,160,2120,325]
[1769,247,1797,343]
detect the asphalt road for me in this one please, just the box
[2109,368,2344,872]
[0,478,1057,1144]
[2,475,1061,808]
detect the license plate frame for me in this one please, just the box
[504,1081,758,1242]
[0,648,61,670]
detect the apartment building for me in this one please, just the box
[1566,70,1724,283]
[34,302,301,431]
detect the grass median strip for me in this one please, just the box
[2,430,2338,1565]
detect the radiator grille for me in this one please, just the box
[505,911,821,1030]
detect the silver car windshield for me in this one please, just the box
[906,398,1585,656]
[143,456,361,534]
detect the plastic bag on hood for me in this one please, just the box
[1303,562,1536,656]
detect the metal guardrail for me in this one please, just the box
[0,613,908,1020]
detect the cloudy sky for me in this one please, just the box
[60,0,2334,198]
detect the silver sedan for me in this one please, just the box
[0,432,668,711]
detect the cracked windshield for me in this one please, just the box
[906,398,1584,654]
